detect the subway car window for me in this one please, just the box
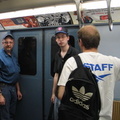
[68,35,75,47]
[18,37,37,75]
[50,35,75,77]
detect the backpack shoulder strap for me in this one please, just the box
[73,55,84,69]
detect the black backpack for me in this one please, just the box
[58,55,101,120]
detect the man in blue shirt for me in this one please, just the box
[0,34,22,120]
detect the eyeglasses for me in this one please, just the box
[3,42,14,44]
[56,35,67,39]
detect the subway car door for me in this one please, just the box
[44,26,80,120]
[12,30,43,120]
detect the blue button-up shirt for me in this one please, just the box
[0,48,20,84]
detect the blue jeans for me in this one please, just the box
[0,85,17,120]
[54,97,61,120]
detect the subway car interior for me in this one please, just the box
[0,0,120,120]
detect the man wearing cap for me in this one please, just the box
[51,27,79,120]
[0,34,22,120]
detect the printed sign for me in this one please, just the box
[35,12,72,26]
[71,7,120,24]
[0,16,39,29]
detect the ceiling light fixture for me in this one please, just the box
[0,0,119,20]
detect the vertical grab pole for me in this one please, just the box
[106,0,113,31]
[74,0,84,28]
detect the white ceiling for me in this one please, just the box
[0,0,75,13]
[0,0,105,13]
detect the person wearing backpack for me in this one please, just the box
[57,25,120,120]
[50,27,79,120]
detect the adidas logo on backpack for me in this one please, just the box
[70,86,93,110]
[58,55,101,120]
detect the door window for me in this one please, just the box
[18,37,37,75]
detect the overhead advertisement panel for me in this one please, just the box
[0,7,120,30]
[71,7,120,24]
[0,16,39,30]
[35,12,72,26]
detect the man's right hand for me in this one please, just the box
[51,94,56,103]
[0,94,5,105]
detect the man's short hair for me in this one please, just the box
[78,25,100,49]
